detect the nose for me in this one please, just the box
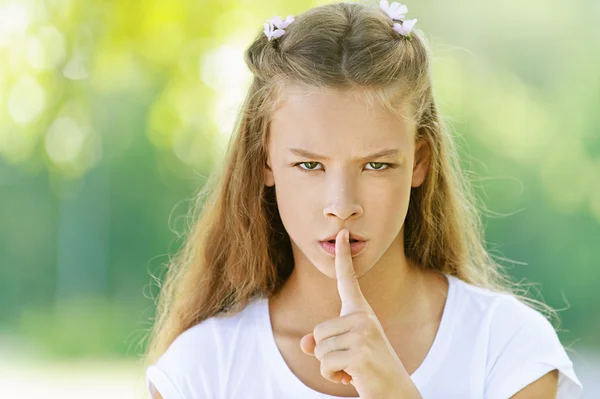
[322,174,363,220]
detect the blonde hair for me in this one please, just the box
[143,1,558,366]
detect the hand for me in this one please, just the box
[300,229,422,398]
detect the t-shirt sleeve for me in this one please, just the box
[484,297,583,399]
[146,364,186,399]
[145,320,218,399]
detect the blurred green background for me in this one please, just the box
[1,0,598,397]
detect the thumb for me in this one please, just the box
[300,333,316,356]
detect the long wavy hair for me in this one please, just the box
[143,1,557,366]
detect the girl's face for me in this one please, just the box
[264,85,430,279]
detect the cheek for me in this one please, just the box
[272,174,313,235]
[366,173,412,228]
[384,177,411,207]
[367,168,411,200]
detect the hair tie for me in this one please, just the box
[379,0,418,40]
[263,15,295,41]
[262,3,417,42]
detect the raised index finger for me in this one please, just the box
[335,229,368,316]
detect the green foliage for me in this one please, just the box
[0,0,598,356]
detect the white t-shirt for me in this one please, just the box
[146,274,583,398]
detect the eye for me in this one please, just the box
[296,162,322,172]
[294,161,394,173]
[365,162,390,171]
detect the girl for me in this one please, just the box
[144,1,583,398]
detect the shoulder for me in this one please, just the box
[146,318,220,399]
[449,276,582,398]
[449,275,555,336]
[482,291,559,361]
[451,276,568,367]
[146,297,263,399]
[167,296,262,359]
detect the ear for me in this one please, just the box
[411,138,431,188]
[264,155,275,187]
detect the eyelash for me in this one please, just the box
[293,162,396,173]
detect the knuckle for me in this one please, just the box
[315,337,332,361]
[320,357,329,376]
[320,353,338,383]
[315,343,325,361]
[313,324,325,343]
[314,344,322,361]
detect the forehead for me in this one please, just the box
[268,85,414,148]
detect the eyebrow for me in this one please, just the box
[288,148,401,162]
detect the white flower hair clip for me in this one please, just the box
[379,0,418,39]
[263,15,295,41]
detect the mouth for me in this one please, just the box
[319,238,368,257]
[320,232,367,243]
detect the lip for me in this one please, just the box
[320,232,368,242]
[319,240,368,257]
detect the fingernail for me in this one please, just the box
[345,230,349,243]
